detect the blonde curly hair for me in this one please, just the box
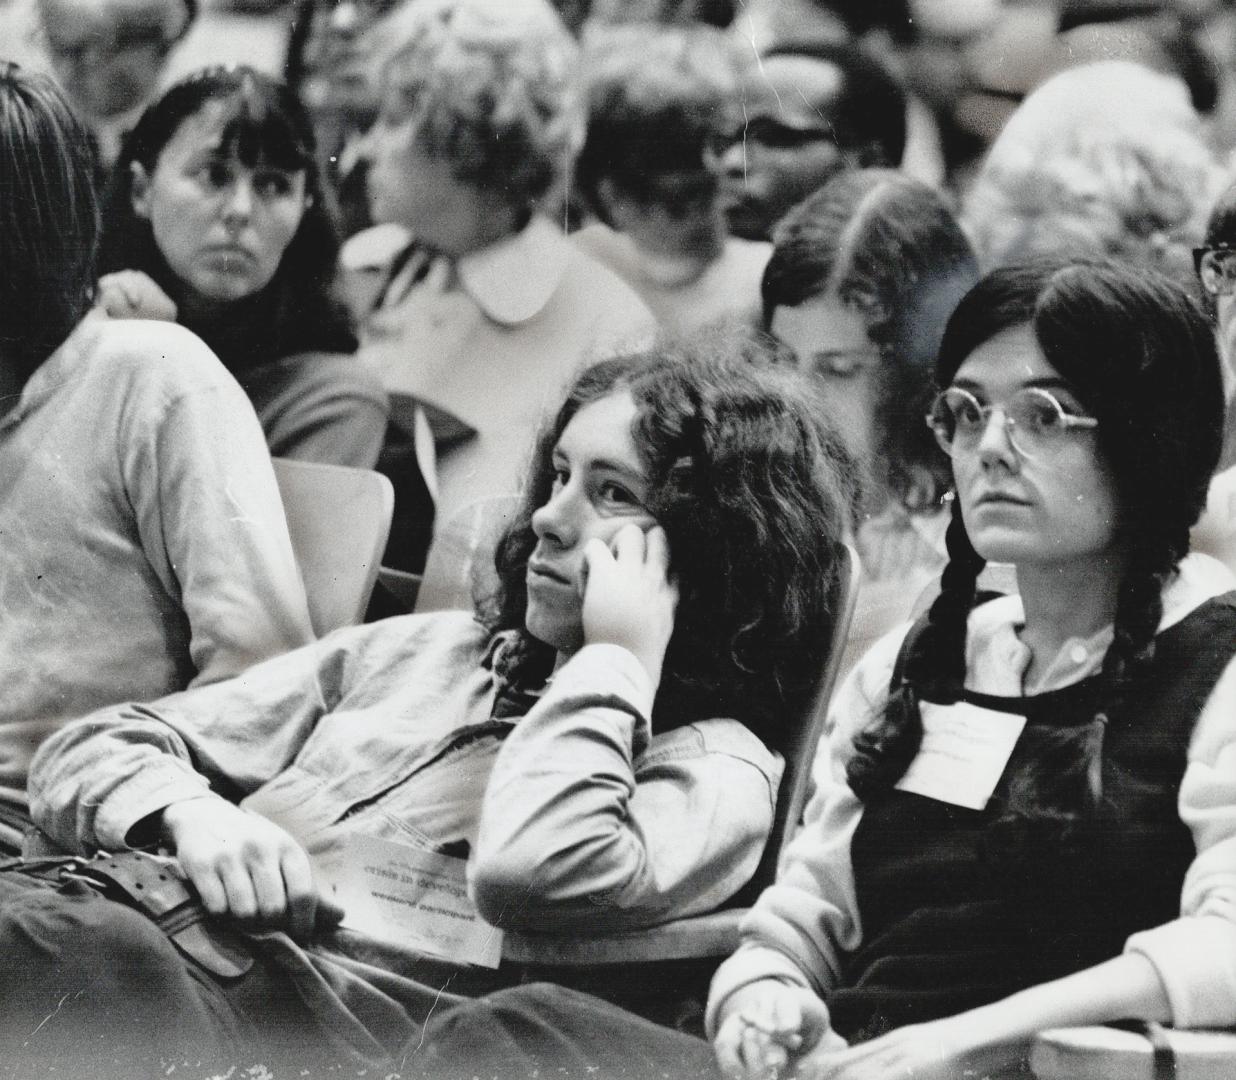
[962,61,1224,286]
[372,0,582,212]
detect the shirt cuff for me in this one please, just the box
[95,763,213,850]
[1125,916,1236,1028]
[705,943,815,1037]
[550,643,656,722]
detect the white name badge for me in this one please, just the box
[894,701,1027,810]
[315,835,504,969]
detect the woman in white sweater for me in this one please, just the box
[0,64,313,839]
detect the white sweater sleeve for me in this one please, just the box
[1124,654,1236,1028]
[704,625,909,1036]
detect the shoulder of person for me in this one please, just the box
[320,608,491,666]
[252,351,388,403]
[89,316,235,391]
[651,717,780,770]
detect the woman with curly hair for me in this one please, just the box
[415,259,1236,1079]
[763,168,979,670]
[3,338,856,1073]
[347,0,654,569]
[96,65,388,467]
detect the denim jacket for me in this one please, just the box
[30,611,782,933]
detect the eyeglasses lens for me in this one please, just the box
[929,388,1075,459]
[1200,249,1236,296]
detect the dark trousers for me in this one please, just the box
[0,866,473,1079]
[412,982,720,1080]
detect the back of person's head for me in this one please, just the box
[848,258,1223,847]
[36,0,197,121]
[0,64,98,382]
[575,24,737,219]
[962,60,1222,284]
[764,168,977,512]
[373,0,582,214]
[761,40,907,167]
[486,334,859,754]
[99,65,353,358]
[1057,1,1220,114]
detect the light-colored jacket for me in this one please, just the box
[31,611,782,932]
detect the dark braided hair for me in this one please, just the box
[480,334,860,756]
[847,259,1224,846]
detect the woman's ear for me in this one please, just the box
[130,161,153,219]
[596,177,636,232]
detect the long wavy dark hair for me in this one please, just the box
[846,259,1224,848]
[98,66,355,370]
[763,169,978,514]
[0,64,98,382]
[480,338,859,755]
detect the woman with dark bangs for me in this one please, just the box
[6,340,856,1072]
[412,260,1236,1080]
[97,65,388,467]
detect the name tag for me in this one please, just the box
[315,835,503,969]
[894,701,1026,810]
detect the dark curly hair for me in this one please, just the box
[480,336,859,755]
[846,258,1224,848]
[763,168,978,513]
[98,65,355,370]
[0,64,98,382]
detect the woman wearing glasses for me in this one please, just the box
[417,259,1236,1079]
[1186,186,1236,576]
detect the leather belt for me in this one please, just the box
[44,850,254,979]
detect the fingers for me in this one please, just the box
[217,850,262,922]
[180,854,229,918]
[610,522,646,563]
[314,891,347,929]
[643,525,671,575]
[281,846,319,940]
[580,536,614,598]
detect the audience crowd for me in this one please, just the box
[1,0,1235,1077]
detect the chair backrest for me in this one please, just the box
[415,495,522,614]
[272,457,394,635]
[746,541,862,893]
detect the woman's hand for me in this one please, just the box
[713,980,842,1080]
[95,270,178,321]
[793,1017,1005,1080]
[581,524,678,687]
[160,796,340,940]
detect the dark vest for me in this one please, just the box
[830,592,1236,1043]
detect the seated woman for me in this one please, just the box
[346,0,656,569]
[0,64,313,841]
[1189,180,1236,579]
[416,259,1236,1079]
[571,24,771,334]
[97,65,389,468]
[763,168,979,673]
[3,339,856,1073]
